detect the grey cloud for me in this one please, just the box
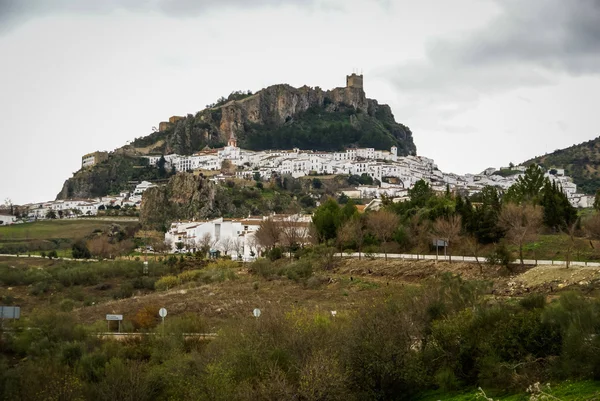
[0,0,315,30]
[383,0,600,109]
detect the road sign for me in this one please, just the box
[433,239,448,247]
[253,308,261,318]
[0,306,20,319]
[159,308,167,318]
[106,314,123,321]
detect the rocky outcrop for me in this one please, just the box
[139,174,220,230]
[131,82,416,156]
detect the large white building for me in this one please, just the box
[165,214,312,261]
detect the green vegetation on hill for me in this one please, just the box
[56,154,176,200]
[525,136,600,194]
[238,103,414,153]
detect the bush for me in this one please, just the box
[486,244,513,268]
[268,247,283,261]
[72,240,91,259]
[155,275,180,291]
[112,283,134,299]
[47,250,58,259]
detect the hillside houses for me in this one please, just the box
[22,191,143,220]
[142,143,591,208]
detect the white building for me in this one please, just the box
[134,181,157,195]
[165,214,312,261]
[0,214,17,225]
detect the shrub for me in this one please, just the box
[112,283,134,299]
[268,247,283,261]
[155,275,180,291]
[249,259,276,278]
[72,240,91,259]
[59,299,76,312]
[47,250,58,259]
[486,244,513,268]
[179,270,201,283]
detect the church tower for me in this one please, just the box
[227,133,237,148]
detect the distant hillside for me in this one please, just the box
[524,136,600,194]
[127,80,416,156]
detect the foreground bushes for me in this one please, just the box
[3,275,600,400]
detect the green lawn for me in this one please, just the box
[516,234,600,262]
[0,219,138,241]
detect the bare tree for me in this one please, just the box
[87,236,112,260]
[366,209,400,261]
[196,232,214,257]
[152,237,170,257]
[337,216,366,260]
[583,213,600,248]
[463,234,483,272]
[255,218,280,253]
[231,237,243,260]
[218,237,233,256]
[280,215,309,257]
[563,218,580,268]
[432,215,462,263]
[498,203,543,266]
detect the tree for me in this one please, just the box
[312,198,342,243]
[498,203,543,266]
[366,209,400,261]
[594,190,600,211]
[218,238,234,256]
[231,237,243,260]
[337,216,366,259]
[88,236,113,259]
[540,180,577,231]
[504,164,546,204]
[432,215,462,262]
[157,155,167,178]
[408,179,434,208]
[280,215,309,255]
[71,240,91,259]
[197,232,215,256]
[583,213,600,249]
[255,218,280,254]
[46,210,57,219]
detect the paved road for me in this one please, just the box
[340,252,600,268]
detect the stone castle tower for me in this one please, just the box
[346,73,364,90]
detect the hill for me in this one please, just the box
[129,80,416,156]
[524,136,600,194]
[57,77,416,199]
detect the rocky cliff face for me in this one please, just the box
[214,85,368,140]
[130,82,416,156]
[139,174,221,230]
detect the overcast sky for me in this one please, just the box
[1,0,599,204]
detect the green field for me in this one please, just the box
[0,219,139,255]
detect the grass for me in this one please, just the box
[416,380,600,400]
[515,234,600,262]
[0,219,137,241]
